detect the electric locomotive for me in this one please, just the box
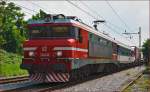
[21,14,140,83]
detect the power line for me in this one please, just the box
[79,0,103,19]
[105,0,136,32]
[66,0,97,20]
[67,0,135,45]
[27,1,54,14]
[79,1,128,34]
[15,3,38,13]
[10,1,35,15]
[78,0,136,44]
[22,10,33,15]
[104,24,136,45]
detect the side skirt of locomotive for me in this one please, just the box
[69,59,119,81]
[69,58,143,81]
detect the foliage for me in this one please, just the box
[142,39,150,61]
[0,1,47,54]
[27,9,47,24]
[0,49,28,77]
[123,75,150,92]
[31,9,47,20]
[0,1,27,54]
[0,1,48,77]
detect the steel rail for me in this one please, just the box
[2,65,144,92]
[0,76,29,84]
[120,72,143,92]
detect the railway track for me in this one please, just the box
[38,66,144,92]
[120,72,143,92]
[7,73,107,92]
[33,69,131,92]
[37,73,106,92]
[0,76,29,84]
[2,65,144,92]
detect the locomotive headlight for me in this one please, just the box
[29,51,35,57]
[56,51,62,57]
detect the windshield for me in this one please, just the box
[29,26,76,39]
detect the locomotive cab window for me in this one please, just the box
[29,26,77,39]
[30,26,49,38]
[51,26,70,37]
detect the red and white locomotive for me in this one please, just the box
[21,14,141,83]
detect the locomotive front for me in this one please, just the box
[20,14,86,82]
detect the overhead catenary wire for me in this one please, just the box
[78,0,104,20]
[22,10,34,15]
[105,0,138,44]
[79,0,128,31]
[67,0,134,43]
[66,0,98,20]
[78,0,136,45]
[27,0,55,14]
[104,24,136,45]
[105,0,136,33]
[15,3,38,13]
[14,2,51,19]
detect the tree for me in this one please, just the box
[29,9,47,21]
[0,1,27,53]
[142,39,150,64]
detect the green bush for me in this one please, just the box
[0,49,28,77]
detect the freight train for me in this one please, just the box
[21,14,141,83]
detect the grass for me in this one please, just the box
[145,66,150,71]
[143,65,150,74]
[123,75,150,92]
[123,66,150,92]
[0,49,28,77]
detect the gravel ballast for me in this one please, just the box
[53,66,145,92]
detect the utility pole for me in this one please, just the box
[123,27,141,48]
[123,27,142,60]
[139,27,141,48]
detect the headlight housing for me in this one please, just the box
[56,51,62,57]
[29,51,35,57]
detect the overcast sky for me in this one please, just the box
[11,0,149,47]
